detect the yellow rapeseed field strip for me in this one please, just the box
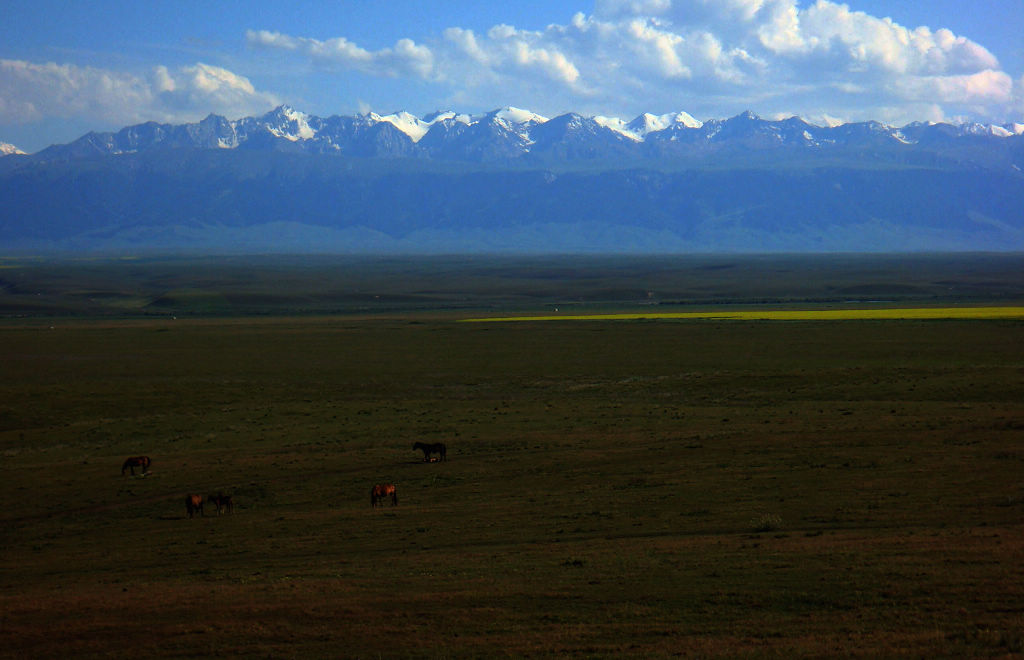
[463,306,1024,322]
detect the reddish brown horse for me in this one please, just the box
[207,493,233,514]
[186,494,204,518]
[121,456,151,476]
[371,483,397,507]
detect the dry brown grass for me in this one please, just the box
[2,316,1023,657]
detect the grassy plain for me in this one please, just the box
[3,252,1024,317]
[1,255,1023,657]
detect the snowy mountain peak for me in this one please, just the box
[959,122,1024,138]
[622,111,703,138]
[593,116,640,141]
[671,111,703,129]
[0,142,26,156]
[560,113,586,129]
[374,110,479,142]
[256,104,316,141]
[262,105,298,121]
[423,110,471,125]
[491,107,549,126]
[374,111,430,142]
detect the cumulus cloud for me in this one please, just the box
[4,1,1015,135]
[247,30,435,79]
[248,0,1019,125]
[0,59,279,126]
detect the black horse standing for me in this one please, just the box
[413,441,446,462]
[207,493,233,514]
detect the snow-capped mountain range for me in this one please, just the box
[14,106,1023,163]
[2,105,1022,255]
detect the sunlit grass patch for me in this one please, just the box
[463,306,1024,322]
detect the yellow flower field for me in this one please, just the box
[464,306,1024,322]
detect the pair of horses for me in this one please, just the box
[368,442,446,508]
[121,456,151,476]
[179,442,445,515]
[185,493,234,517]
[413,441,446,462]
[208,493,233,514]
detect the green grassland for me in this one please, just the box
[1,255,1023,657]
[3,252,1024,317]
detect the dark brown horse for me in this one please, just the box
[207,493,233,514]
[371,483,397,507]
[121,456,151,476]
[413,441,446,462]
[186,493,204,518]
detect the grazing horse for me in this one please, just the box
[207,493,233,514]
[121,456,151,476]
[186,493,204,518]
[371,483,398,507]
[413,441,446,462]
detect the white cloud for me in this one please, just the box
[443,27,490,65]
[246,30,435,79]
[894,69,1013,104]
[0,59,150,123]
[0,59,279,126]
[6,1,1014,138]
[485,24,582,85]
[247,0,1020,125]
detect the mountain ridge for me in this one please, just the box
[1,107,1023,254]
[9,106,1023,165]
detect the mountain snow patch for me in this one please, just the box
[0,142,26,156]
[492,107,549,126]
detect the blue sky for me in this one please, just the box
[2,0,1022,152]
